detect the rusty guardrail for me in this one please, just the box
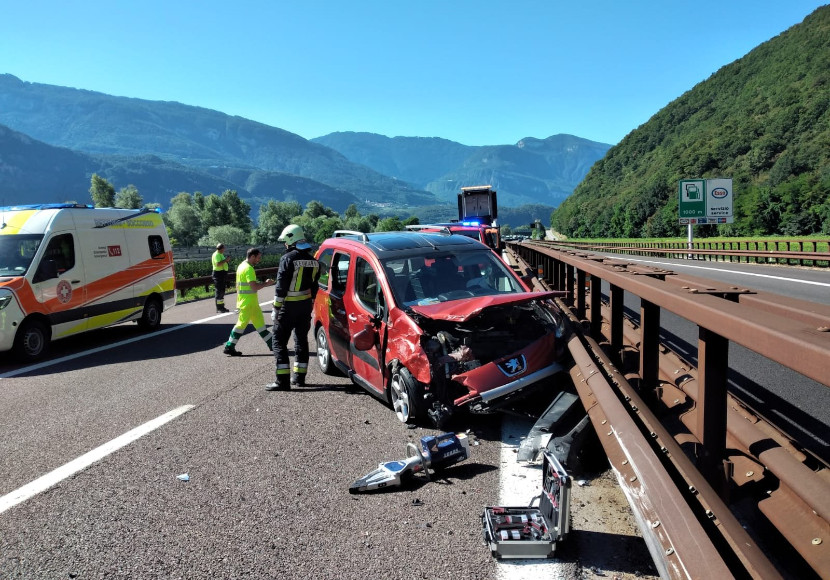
[506,242,830,579]
[540,238,830,267]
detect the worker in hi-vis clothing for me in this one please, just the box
[266,225,320,391]
[211,243,231,313]
[223,248,274,356]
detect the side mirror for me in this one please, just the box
[353,324,376,351]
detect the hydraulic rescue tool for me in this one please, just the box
[349,433,470,493]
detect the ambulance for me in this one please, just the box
[0,204,177,362]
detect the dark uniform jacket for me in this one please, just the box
[273,247,321,308]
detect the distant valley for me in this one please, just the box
[0,73,610,226]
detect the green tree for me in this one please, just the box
[165,192,203,246]
[114,184,143,209]
[344,203,360,220]
[375,217,404,232]
[198,225,249,247]
[302,200,338,220]
[89,174,115,208]
[252,200,303,245]
[220,190,253,233]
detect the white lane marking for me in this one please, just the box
[0,404,194,515]
[0,301,272,379]
[620,257,830,287]
[497,415,569,579]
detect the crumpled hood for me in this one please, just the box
[409,291,562,322]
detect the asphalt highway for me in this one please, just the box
[2,257,826,578]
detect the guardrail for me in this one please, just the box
[506,242,830,579]
[540,238,830,267]
[175,267,279,298]
[172,244,285,262]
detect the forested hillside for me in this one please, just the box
[552,5,830,238]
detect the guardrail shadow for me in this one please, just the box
[620,303,830,465]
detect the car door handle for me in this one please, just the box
[71,280,81,284]
[348,314,358,322]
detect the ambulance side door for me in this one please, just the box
[77,227,132,330]
[30,232,88,337]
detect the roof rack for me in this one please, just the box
[333,229,370,242]
[405,224,452,235]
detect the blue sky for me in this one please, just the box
[1,2,826,146]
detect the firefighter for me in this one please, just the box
[223,248,274,356]
[266,225,321,391]
[212,243,231,313]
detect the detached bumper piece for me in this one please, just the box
[482,450,571,559]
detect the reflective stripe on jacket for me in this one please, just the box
[273,250,320,309]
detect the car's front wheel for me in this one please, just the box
[389,366,423,425]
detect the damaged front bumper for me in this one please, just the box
[453,361,565,408]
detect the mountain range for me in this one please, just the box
[552,5,830,238]
[0,73,610,223]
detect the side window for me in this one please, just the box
[331,252,350,297]
[355,257,379,313]
[33,233,75,282]
[317,248,333,288]
[148,235,165,259]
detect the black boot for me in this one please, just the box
[265,376,291,391]
[290,374,306,387]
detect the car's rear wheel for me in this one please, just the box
[390,366,423,425]
[316,325,339,375]
[13,319,50,362]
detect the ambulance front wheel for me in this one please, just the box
[138,297,162,331]
[13,319,50,362]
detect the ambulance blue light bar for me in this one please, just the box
[461,220,482,226]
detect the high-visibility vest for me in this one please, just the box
[236,261,258,308]
[212,250,228,272]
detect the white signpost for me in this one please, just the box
[678,178,733,251]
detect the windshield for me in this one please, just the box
[383,248,523,306]
[0,234,42,277]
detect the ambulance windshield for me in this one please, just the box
[0,234,43,277]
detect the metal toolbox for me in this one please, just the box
[482,450,571,559]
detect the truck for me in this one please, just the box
[407,185,503,252]
[0,204,177,362]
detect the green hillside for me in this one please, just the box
[552,6,830,238]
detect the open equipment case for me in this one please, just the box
[482,449,572,559]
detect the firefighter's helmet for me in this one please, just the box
[278,224,310,249]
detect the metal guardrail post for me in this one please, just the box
[697,327,730,496]
[576,270,587,319]
[639,299,660,393]
[610,284,624,355]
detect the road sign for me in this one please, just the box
[678,178,733,224]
